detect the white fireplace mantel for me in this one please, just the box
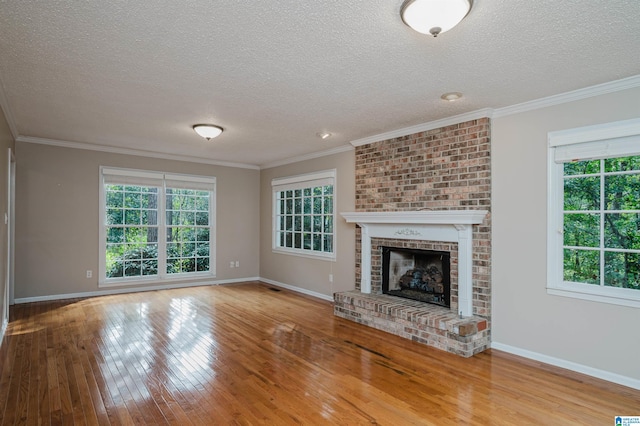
[341,210,488,317]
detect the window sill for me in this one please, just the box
[99,272,215,288]
[272,247,336,262]
[547,284,640,309]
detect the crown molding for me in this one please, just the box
[16,135,260,170]
[493,74,640,118]
[349,108,494,147]
[0,75,18,140]
[259,144,354,170]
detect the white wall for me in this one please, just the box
[492,86,640,384]
[15,142,260,300]
[260,149,356,299]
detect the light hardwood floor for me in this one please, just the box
[0,282,637,425]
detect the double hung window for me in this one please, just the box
[548,119,640,307]
[272,169,336,260]
[100,167,215,285]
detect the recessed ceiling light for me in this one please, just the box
[441,92,463,101]
[316,132,332,140]
[193,124,223,140]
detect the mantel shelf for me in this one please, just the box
[340,210,488,226]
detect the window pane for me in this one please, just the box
[303,197,311,214]
[195,212,208,226]
[313,216,322,233]
[124,261,142,277]
[294,233,302,249]
[564,176,599,211]
[604,252,640,290]
[294,197,302,214]
[313,197,322,214]
[294,216,301,232]
[604,213,640,250]
[323,235,333,253]
[324,216,333,234]
[324,196,333,214]
[303,233,311,250]
[124,191,141,208]
[303,216,311,232]
[106,208,123,225]
[563,249,599,284]
[564,160,600,176]
[605,174,640,210]
[106,191,123,208]
[107,228,124,243]
[324,185,333,195]
[604,156,640,173]
[180,212,195,226]
[313,234,322,251]
[197,257,210,272]
[563,213,599,247]
[124,209,140,225]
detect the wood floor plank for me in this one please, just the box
[0,282,638,425]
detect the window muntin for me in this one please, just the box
[100,168,215,285]
[272,170,336,260]
[548,118,640,307]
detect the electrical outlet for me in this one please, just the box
[329,274,333,283]
[86,270,92,278]
[235,261,240,268]
[229,261,235,268]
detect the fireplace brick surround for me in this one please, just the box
[334,118,492,357]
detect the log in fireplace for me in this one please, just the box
[381,246,451,308]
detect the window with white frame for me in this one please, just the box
[548,118,640,307]
[272,169,336,260]
[100,167,215,285]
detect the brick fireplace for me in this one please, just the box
[334,118,491,357]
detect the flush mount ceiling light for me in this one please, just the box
[401,0,471,37]
[193,124,223,140]
[441,92,463,101]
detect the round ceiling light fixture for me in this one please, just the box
[441,92,463,101]
[316,132,332,140]
[401,0,472,37]
[193,124,223,140]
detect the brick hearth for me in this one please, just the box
[334,291,489,357]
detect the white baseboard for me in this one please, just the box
[0,318,6,345]
[491,341,640,391]
[258,277,334,302]
[13,277,261,304]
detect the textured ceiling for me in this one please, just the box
[0,0,639,167]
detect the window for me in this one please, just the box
[100,167,215,286]
[548,118,640,307]
[272,169,336,260]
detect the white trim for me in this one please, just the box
[260,145,354,170]
[350,109,493,147]
[341,210,488,317]
[494,74,640,119]
[491,342,640,391]
[99,167,217,284]
[549,118,640,148]
[347,74,640,150]
[16,136,260,170]
[13,277,260,304]
[547,120,640,308]
[272,169,337,260]
[258,277,334,302]
[0,75,18,140]
[271,169,336,189]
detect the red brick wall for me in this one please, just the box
[354,118,491,317]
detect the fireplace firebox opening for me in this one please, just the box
[381,246,451,308]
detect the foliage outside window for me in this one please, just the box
[100,168,215,285]
[563,157,640,289]
[548,119,640,307]
[272,170,336,260]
